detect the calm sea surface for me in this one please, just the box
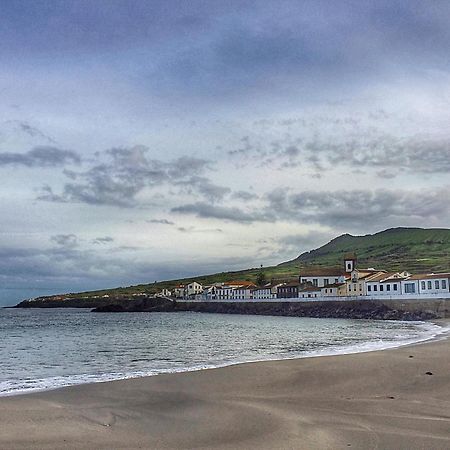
[0,308,445,396]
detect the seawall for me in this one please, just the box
[93,298,450,320]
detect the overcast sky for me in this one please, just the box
[1,0,450,304]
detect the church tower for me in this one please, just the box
[344,253,357,273]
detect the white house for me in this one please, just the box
[409,273,450,295]
[299,268,346,288]
[252,283,283,299]
[184,282,203,298]
[299,285,322,299]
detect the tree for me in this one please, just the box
[256,266,267,286]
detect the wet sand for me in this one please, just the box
[0,328,449,449]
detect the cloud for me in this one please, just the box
[227,125,450,177]
[231,190,259,201]
[173,184,450,231]
[172,202,273,223]
[92,236,114,245]
[50,234,79,248]
[38,146,213,207]
[175,176,231,202]
[147,219,175,225]
[266,186,450,230]
[177,226,223,233]
[0,146,80,167]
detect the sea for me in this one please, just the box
[0,308,447,397]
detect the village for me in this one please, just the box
[158,254,450,302]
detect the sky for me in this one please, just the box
[1,0,450,305]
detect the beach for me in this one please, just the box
[0,325,449,450]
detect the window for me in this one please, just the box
[443,280,447,290]
[427,281,432,289]
[374,285,378,291]
[421,281,426,290]
[324,279,329,286]
[380,285,384,291]
[435,280,440,289]
[387,284,391,291]
[313,279,318,286]
[393,284,398,291]
[335,278,339,283]
[404,283,416,294]
[368,285,372,292]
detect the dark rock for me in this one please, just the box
[93,304,126,312]
[425,371,433,375]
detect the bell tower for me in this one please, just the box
[344,253,357,273]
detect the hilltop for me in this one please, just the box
[17,227,450,303]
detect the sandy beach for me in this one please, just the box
[0,327,449,450]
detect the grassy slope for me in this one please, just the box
[64,227,450,299]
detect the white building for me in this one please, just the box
[299,286,322,299]
[408,273,450,295]
[366,272,409,296]
[252,283,283,299]
[299,268,345,288]
[184,282,203,298]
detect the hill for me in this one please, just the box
[20,227,450,302]
[284,227,450,272]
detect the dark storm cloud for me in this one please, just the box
[0,146,80,167]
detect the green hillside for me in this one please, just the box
[285,227,450,272]
[56,227,450,300]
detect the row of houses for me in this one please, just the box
[156,254,450,301]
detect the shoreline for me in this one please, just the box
[1,322,449,449]
[1,318,447,399]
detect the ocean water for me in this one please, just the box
[0,308,446,396]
